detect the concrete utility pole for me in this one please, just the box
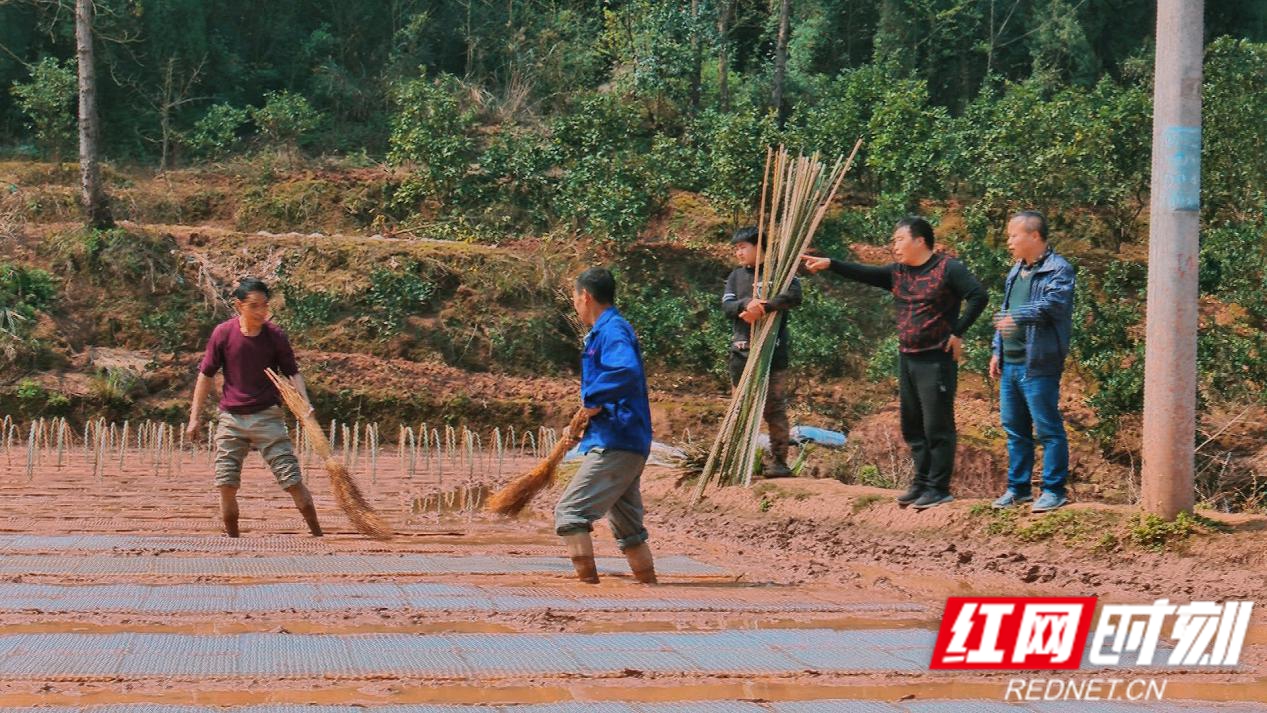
[1140,0,1202,519]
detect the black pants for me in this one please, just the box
[898,352,957,495]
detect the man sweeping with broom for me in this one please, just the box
[185,278,323,538]
[553,267,656,585]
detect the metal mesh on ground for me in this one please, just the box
[0,630,945,679]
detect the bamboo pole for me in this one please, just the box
[691,140,861,505]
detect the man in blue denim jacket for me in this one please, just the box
[989,211,1076,513]
[555,267,656,585]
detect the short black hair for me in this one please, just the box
[896,216,935,249]
[232,277,270,301]
[575,267,616,305]
[1011,210,1048,241]
[731,225,759,245]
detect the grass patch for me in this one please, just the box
[969,502,1021,536]
[851,493,886,513]
[1127,511,1226,552]
[1016,509,1117,545]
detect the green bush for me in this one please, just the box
[618,281,730,378]
[547,92,667,243]
[474,129,559,228]
[551,92,642,162]
[957,76,1151,248]
[0,263,56,330]
[864,334,901,382]
[139,300,197,356]
[1204,38,1267,223]
[279,285,341,332]
[187,103,250,160]
[387,72,476,206]
[9,57,76,161]
[695,108,779,220]
[865,77,951,202]
[557,152,665,243]
[794,282,865,377]
[788,65,886,179]
[1073,259,1145,442]
[488,313,576,375]
[363,267,436,337]
[599,0,701,108]
[1127,512,1200,552]
[251,91,323,150]
[50,229,180,290]
[15,378,45,403]
[90,367,143,410]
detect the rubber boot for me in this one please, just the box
[624,542,657,584]
[562,532,599,584]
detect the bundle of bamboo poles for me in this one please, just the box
[690,140,861,505]
[264,369,394,540]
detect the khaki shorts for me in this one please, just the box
[213,405,302,489]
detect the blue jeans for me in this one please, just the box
[1000,362,1069,497]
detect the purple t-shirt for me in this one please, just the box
[198,318,300,414]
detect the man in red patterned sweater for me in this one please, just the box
[803,217,987,510]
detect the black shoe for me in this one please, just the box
[896,483,924,507]
[765,459,793,478]
[912,491,954,510]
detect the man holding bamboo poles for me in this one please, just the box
[802,217,987,510]
[185,278,323,538]
[555,267,657,585]
[723,225,803,478]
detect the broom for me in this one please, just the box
[486,408,590,517]
[264,368,394,540]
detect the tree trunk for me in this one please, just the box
[76,0,112,229]
[770,0,791,125]
[688,0,702,113]
[717,0,732,111]
[159,59,174,172]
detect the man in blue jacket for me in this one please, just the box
[990,211,1076,513]
[555,267,656,585]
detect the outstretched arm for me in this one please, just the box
[827,259,894,289]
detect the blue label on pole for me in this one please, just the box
[1163,125,1201,212]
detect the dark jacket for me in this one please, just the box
[991,249,1076,377]
[578,307,653,457]
[722,266,802,370]
[828,253,988,355]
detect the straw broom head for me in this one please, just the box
[486,408,590,518]
[265,369,394,540]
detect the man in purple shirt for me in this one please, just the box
[184,278,322,538]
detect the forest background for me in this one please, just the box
[1,0,1266,511]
